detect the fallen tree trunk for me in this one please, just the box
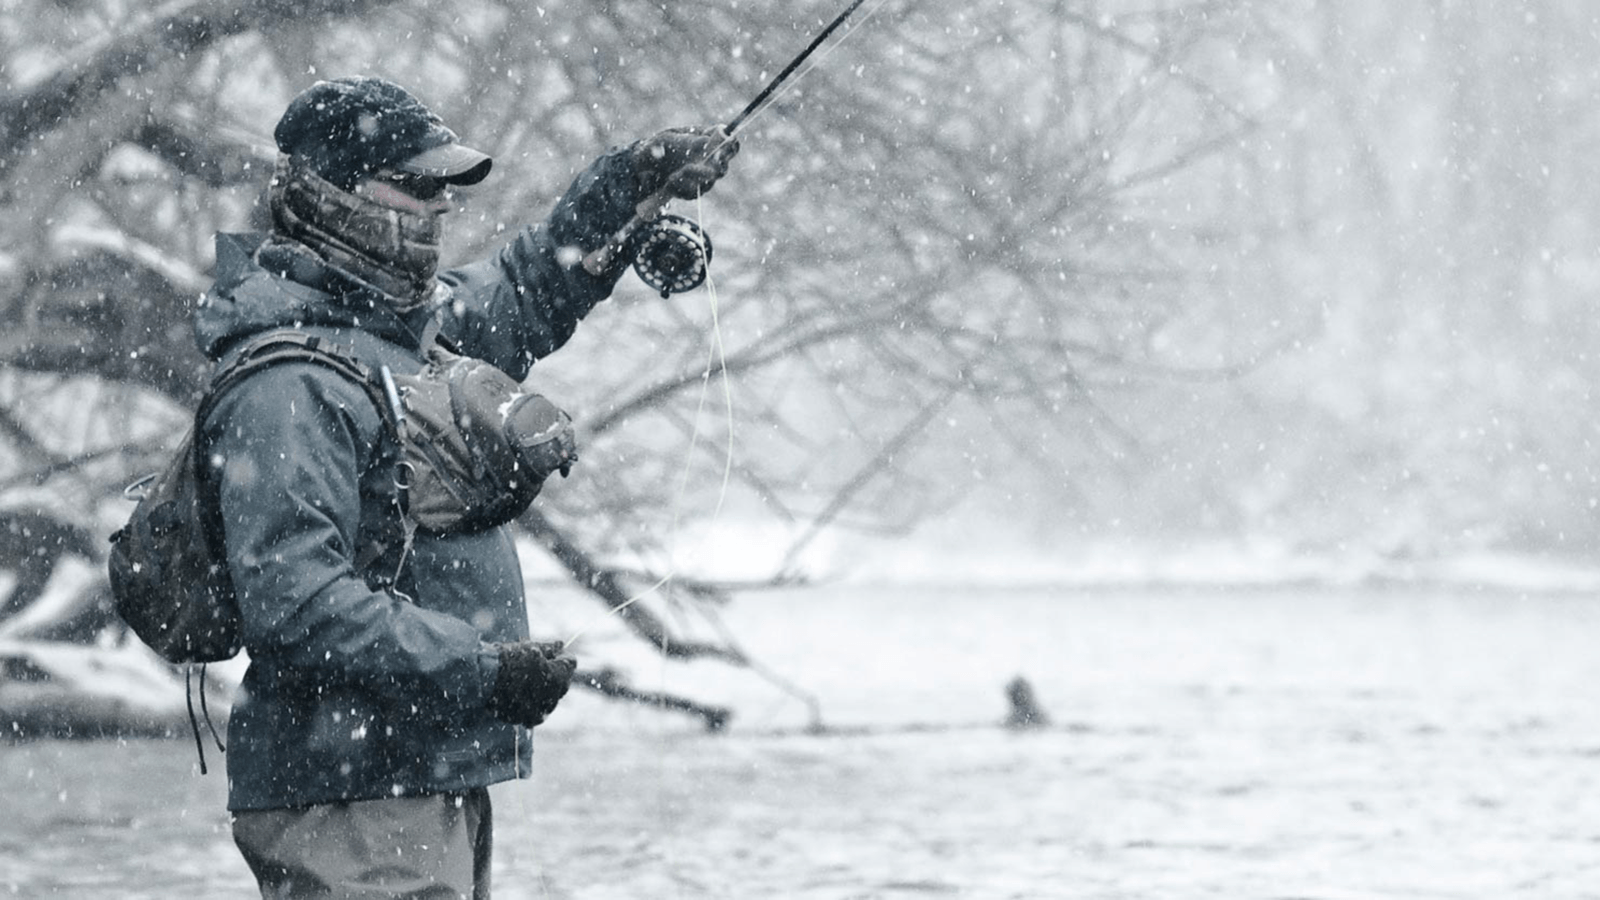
[575,667,732,733]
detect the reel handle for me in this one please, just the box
[581,188,672,276]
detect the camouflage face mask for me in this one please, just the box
[268,154,442,311]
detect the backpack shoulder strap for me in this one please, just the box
[202,329,398,432]
[198,329,412,582]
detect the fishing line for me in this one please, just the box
[526,235,731,890]
[560,192,731,652]
[531,4,901,889]
[563,0,893,647]
[727,0,872,135]
[582,0,897,278]
[722,0,897,141]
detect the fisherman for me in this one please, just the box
[199,76,737,897]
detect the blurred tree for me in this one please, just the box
[1191,0,1600,557]
[0,0,1350,727]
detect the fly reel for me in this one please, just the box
[633,214,713,298]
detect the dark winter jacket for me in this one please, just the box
[194,146,639,812]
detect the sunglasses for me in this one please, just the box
[378,171,449,201]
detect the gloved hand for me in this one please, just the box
[488,641,577,727]
[632,126,740,199]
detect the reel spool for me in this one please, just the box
[633,214,713,298]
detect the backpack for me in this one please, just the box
[107,330,576,667]
[107,332,397,665]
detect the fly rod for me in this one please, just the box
[582,0,879,279]
[725,0,872,138]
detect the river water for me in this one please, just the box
[5,584,1600,898]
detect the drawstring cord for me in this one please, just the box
[184,664,227,774]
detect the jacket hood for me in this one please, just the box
[194,231,437,360]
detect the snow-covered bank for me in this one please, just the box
[838,539,1600,594]
[8,518,1598,744]
[546,514,1600,594]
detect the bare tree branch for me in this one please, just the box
[519,507,747,665]
[0,0,398,158]
[574,668,731,732]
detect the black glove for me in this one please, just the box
[488,641,577,727]
[632,126,740,199]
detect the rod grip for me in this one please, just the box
[582,191,672,276]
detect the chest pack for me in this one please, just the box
[107,329,576,666]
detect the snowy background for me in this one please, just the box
[4,1,1600,896]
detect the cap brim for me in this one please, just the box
[398,142,493,185]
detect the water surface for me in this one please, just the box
[6,585,1598,897]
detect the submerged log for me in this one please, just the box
[577,667,732,732]
[1004,676,1050,729]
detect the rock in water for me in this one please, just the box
[1004,675,1049,729]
